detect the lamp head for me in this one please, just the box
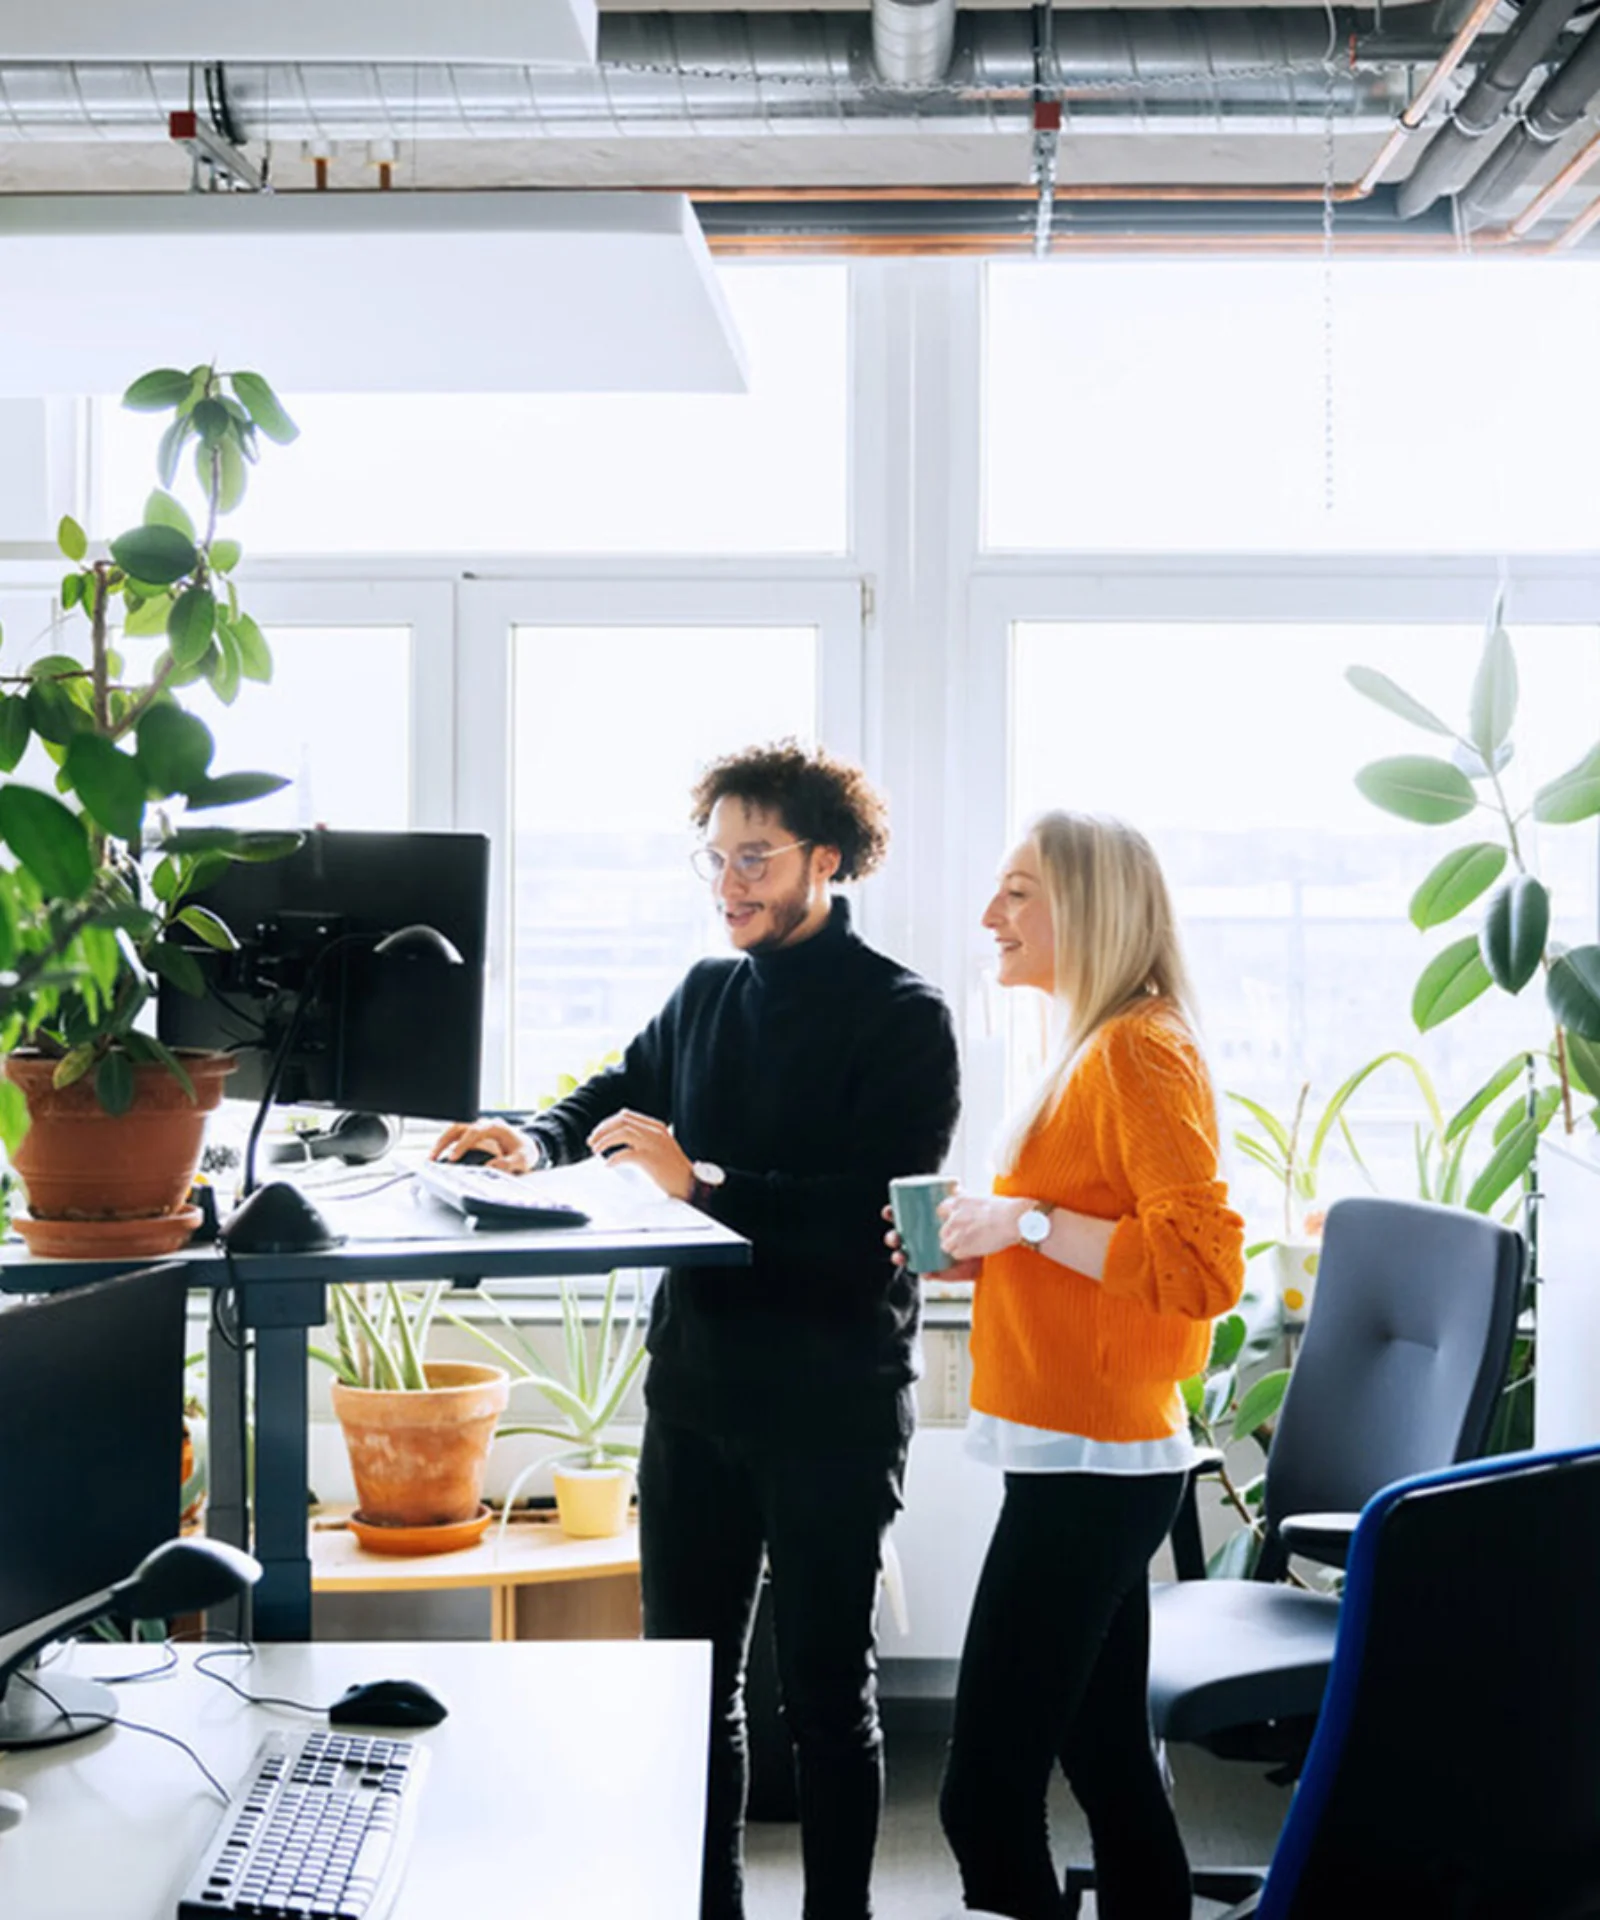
[110,1538,262,1620]
[373,923,463,965]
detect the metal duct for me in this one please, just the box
[1395,0,1588,217]
[871,0,957,87]
[1463,11,1600,218]
[0,11,1409,143]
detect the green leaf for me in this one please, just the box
[52,1045,95,1089]
[209,623,242,706]
[1225,1092,1292,1157]
[63,734,146,844]
[184,770,290,809]
[122,591,174,638]
[143,489,196,541]
[0,786,93,897]
[1444,1052,1532,1143]
[1209,1312,1246,1371]
[1479,875,1549,995]
[1452,739,1513,782]
[59,572,82,612]
[230,613,272,683]
[1533,746,1600,826]
[57,514,87,562]
[122,368,196,411]
[208,537,242,574]
[25,680,91,746]
[1408,842,1507,931]
[94,1049,136,1117]
[156,415,191,491]
[1465,1116,1540,1214]
[167,585,217,669]
[176,904,239,951]
[136,705,215,795]
[121,1029,195,1099]
[149,939,206,997]
[1413,936,1493,1032]
[0,695,31,773]
[1354,756,1477,825]
[1180,1373,1204,1418]
[1232,1368,1291,1441]
[229,371,300,445]
[1468,619,1518,762]
[1548,946,1600,1043]
[0,1079,30,1157]
[1344,665,1452,737]
[191,398,231,447]
[1566,1032,1600,1100]
[109,523,198,588]
[229,830,304,863]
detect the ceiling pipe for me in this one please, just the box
[1396,0,1589,217]
[871,0,957,87]
[1503,122,1600,233]
[1550,177,1600,242]
[1346,0,1505,195]
[1462,12,1600,217]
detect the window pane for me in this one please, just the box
[510,625,816,1103]
[176,625,410,832]
[96,266,848,556]
[1010,621,1600,1224]
[985,260,1600,553]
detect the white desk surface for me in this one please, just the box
[0,1639,709,1920]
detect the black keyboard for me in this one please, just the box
[177,1728,428,1920]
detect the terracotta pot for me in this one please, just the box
[4,1049,234,1255]
[552,1463,635,1539]
[331,1361,510,1531]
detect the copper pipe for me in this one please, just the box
[1507,124,1600,235]
[1550,184,1600,247]
[705,229,1520,258]
[1351,0,1506,195]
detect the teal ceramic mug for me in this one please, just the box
[889,1174,958,1275]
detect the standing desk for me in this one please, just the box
[0,1180,750,1640]
[0,1638,710,1920]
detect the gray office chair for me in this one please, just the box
[1066,1194,1525,1915]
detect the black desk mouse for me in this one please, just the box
[328,1677,449,1729]
[455,1147,495,1166]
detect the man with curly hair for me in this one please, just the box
[437,741,960,1920]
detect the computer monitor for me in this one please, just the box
[157,828,491,1124]
[0,1266,189,1748]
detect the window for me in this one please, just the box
[984,260,1600,553]
[94,265,849,557]
[1009,619,1600,1218]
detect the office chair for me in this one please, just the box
[1066,1194,1524,1914]
[1216,1442,1600,1918]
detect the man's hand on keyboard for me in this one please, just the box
[431,1120,531,1175]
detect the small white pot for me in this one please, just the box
[1271,1238,1322,1327]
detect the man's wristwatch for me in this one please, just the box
[1017,1202,1054,1248]
[689,1160,726,1209]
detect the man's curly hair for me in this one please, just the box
[689,740,890,883]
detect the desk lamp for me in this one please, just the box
[221,923,464,1256]
[0,1537,262,1750]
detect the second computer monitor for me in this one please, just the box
[158,828,490,1124]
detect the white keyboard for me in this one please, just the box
[412,1158,591,1228]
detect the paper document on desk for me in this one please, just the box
[517,1157,706,1232]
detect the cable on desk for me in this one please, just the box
[194,1642,328,1716]
[14,1669,228,1801]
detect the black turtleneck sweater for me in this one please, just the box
[525,898,961,1443]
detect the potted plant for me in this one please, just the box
[474,1272,648,1540]
[0,363,303,1255]
[313,1281,511,1543]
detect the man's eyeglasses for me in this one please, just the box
[690,840,810,885]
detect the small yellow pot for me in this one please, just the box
[552,1463,634,1539]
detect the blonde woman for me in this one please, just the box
[908,813,1245,1920]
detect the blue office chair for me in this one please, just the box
[1217,1442,1600,1918]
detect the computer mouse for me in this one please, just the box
[328,1678,448,1729]
[0,1788,26,1832]
[455,1147,495,1166]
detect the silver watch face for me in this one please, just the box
[1019,1207,1051,1246]
[692,1160,726,1188]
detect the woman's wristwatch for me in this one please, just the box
[1017,1201,1055,1247]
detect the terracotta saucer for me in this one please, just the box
[13,1204,203,1259]
[348,1505,494,1557]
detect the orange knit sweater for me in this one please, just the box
[970,1002,1245,1443]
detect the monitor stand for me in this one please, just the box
[0,1663,118,1749]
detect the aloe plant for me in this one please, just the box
[312,1282,453,1391]
[1348,605,1600,1197]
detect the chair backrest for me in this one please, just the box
[1262,1196,1523,1560]
[1259,1444,1600,1919]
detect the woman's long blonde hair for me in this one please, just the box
[997,811,1200,1172]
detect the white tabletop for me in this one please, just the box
[0,1639,709,1920]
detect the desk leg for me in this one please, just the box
[251,1320,314,1641]
[206,1298,250,1640]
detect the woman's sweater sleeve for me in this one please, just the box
[1090,1020,1246,1321]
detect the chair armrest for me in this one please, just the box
[1170,1448,1228,1581]
[1278,1510,1360,1569]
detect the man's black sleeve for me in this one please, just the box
[689,983,960,1268]
[523,985,682,1167]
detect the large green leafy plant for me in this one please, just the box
[0,365,302,1150]
[1347,607,1600,1196]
